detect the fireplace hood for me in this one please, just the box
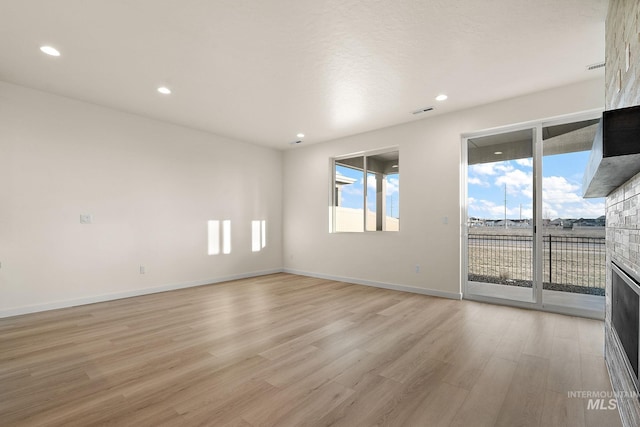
[583,105,640,198]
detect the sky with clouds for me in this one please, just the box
[336,165,399,218]
[468,150,605,220]
[336,150,603,221]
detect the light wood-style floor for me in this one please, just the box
[1,273,622,426]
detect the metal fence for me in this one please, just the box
[467,234,606,290]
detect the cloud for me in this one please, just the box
[469,162,514,176]
[468,177,489,187]
[541,175,604,218]
[469,161,605,219]
[385,177,399,196]
[340,182,363,209]
[495,169,532,197]
[515,158,533,167]
[341,184,363,196]
[468,197,532,219]
[542,176,581,204]
[364,175,399,196]
[559,200,605,218]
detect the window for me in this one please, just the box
[331,149,399,232]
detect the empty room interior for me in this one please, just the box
[2,0,640,426]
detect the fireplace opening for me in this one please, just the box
[612,261,640,393]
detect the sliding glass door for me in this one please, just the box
[465,128,536,303]
[541,119,605,313]
[463,113,605,317]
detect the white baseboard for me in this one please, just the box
[283,268,462,300]
[0,268,283,319]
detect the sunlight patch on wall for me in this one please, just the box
[252,221,261,252]
[207,220,220,255]
[252,220,267,252]
[223,220,232,254]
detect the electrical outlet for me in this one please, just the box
[415,265,420,274]
[139,265,145,274]
[80,214,92,224]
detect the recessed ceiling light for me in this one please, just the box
[392,164,398,168]
[40,46,60,57]
[157,86,171,95]
[435,94,448,101]
[296,133,305,138]
[494,151,503,155]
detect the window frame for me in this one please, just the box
[330,146,399,233]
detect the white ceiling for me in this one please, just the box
[0,0,607,149]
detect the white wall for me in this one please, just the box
[0,81,283,317]
[282,78,605,299]
[0,77,606,316]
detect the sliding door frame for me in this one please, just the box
[460,108,603,318]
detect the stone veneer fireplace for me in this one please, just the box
[602,2,640,426]
[605,172,640,426]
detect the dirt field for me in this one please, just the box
[467,227,605,294]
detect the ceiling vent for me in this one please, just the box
[586,62,606,71]
[412,106,434,115]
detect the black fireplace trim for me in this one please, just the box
[611,261,640,396]
[613,260,640,286]
[583,105,640,198]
